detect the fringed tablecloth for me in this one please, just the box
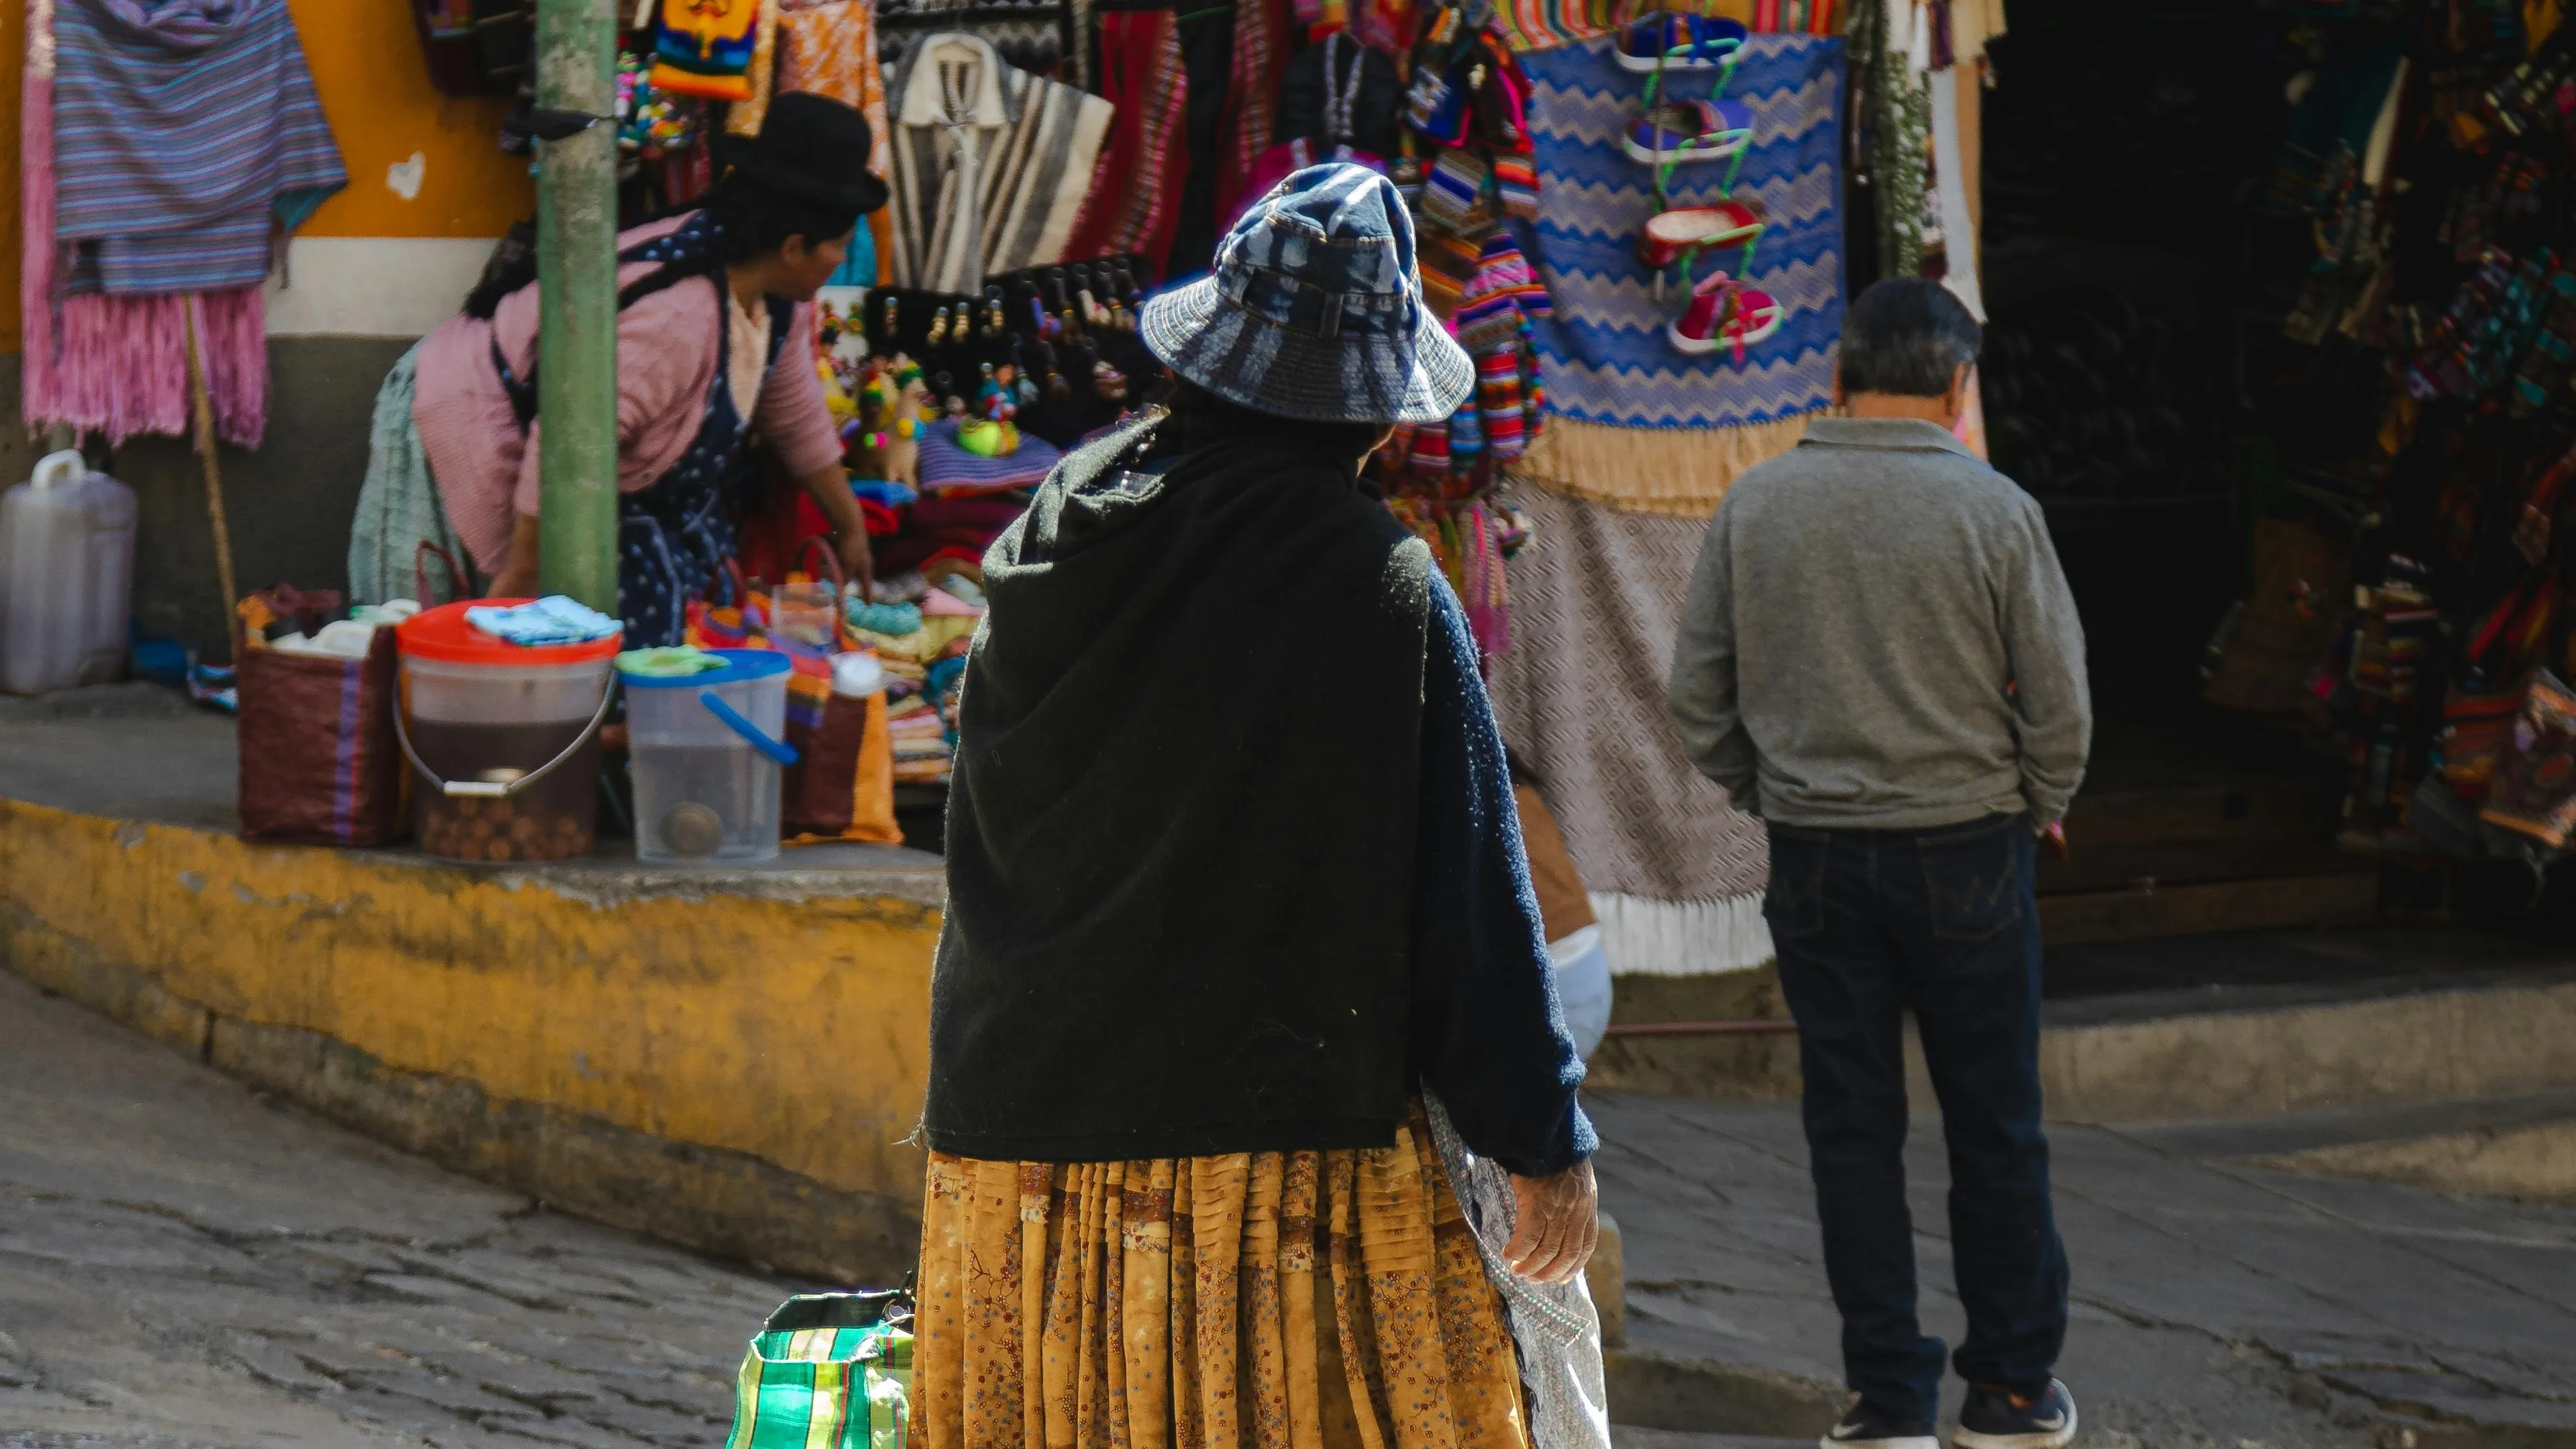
[1491,483,1773,977]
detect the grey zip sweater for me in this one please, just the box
[1668,417,2091,830]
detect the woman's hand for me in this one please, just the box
[1503,1159,1598,1284]
[834,528,875,604]
[489,515,540,599]
[797,464,875,603]
[489,561,540,599]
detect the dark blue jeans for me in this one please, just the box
[1765,812,2069,1426]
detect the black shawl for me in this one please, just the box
[924,412,1435,1162]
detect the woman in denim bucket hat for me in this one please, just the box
[912,163,1609,1449]
[1143,161,1474,423]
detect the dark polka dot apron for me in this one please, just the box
[484,211,796,649]
[615,291,793,648]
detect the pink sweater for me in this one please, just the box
[410,214,844,576]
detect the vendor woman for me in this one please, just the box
[348,92,885,645]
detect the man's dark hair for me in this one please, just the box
[1839,278,1982,397]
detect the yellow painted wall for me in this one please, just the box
[288,0,531,239]
[0,0,530,349]
[0,797,939,1206]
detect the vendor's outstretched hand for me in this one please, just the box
[1503,1159,1598,1284]
[837,529,875,604]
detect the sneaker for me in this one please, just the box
[1952,1379,2078,1449]
[1621,98,1755,167]
[1668,272,1782,361]
[1819,1400,1938,1449]
[1639,201,1766,289]
[1614,11,1750,74]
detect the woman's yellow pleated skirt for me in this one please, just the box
[915,1107,1532,1449]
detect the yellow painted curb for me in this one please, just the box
[0,796,942,1278]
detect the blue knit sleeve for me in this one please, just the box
[1411,579,1596,1178]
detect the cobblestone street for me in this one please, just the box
[0,970,793,1449]
[12,953,2576,1449]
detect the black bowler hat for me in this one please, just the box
[713,91,892,216]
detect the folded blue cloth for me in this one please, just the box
[847,600,924,637]
[916,421,1063,492]
[850,478,919,507]
[466,595,621,648]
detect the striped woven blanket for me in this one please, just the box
[52,0,345,295]
[1520,34,1845,430]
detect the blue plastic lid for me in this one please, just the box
[616,647,794,689]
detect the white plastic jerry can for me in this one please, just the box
[0,450,139,695]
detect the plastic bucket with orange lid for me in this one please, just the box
[394,599,621,862]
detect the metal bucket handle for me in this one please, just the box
[392,668,619,799]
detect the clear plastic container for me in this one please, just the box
[622,649,794,864]
[770,581,839,652]
[0,450,137,695]
[396,601,621,862]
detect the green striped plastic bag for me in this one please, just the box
[725,1289,914,1449]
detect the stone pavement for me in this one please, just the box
[1588,1091,2576,1448]
[0,968,791,1449]
[9,948,2576,1449]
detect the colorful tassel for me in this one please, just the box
[1407,419,1453,474]
[1478,349,1527,461]
[1448,395,1485,468]
[1493,154,1539,221]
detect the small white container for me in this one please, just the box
[0,450,138,694]
[622,649,794,864]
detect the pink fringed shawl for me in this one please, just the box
[18,0,269,448]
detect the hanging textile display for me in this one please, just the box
[1060,8,1190,270]
[1847,0,1926,280]
[1513,32,1846,512]
[1477,29,1844,975]
[19,0,343,448]
[1926,64,1982,318]
[739,0,896,274]
[1489,483,1774,975]
[761,0,893,169]
[1276,22,1403,159]
[719,0,787,129]
[1214,0,1294,220]
[52,0,346,295]
[882,31,1113,292]
[651,0,765,101]
[1344,0,1558,681]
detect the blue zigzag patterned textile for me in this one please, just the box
[1522,35,1846,431]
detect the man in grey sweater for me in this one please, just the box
[1670,280,2089,1449]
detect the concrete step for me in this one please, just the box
[2038,778,2350,898]
[2131,1086,2576,1205]
[1602,1348,1841,1440]
[1591,934,2576,1123]
[2038,870,2378,947]
[1611,1428,1811,1449]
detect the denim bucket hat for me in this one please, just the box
[1141,163,1475,425]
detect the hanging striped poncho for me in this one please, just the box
[52,0,346,296]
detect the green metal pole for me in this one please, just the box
[534,0,620,613]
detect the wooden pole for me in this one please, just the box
[183,299,242,663]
